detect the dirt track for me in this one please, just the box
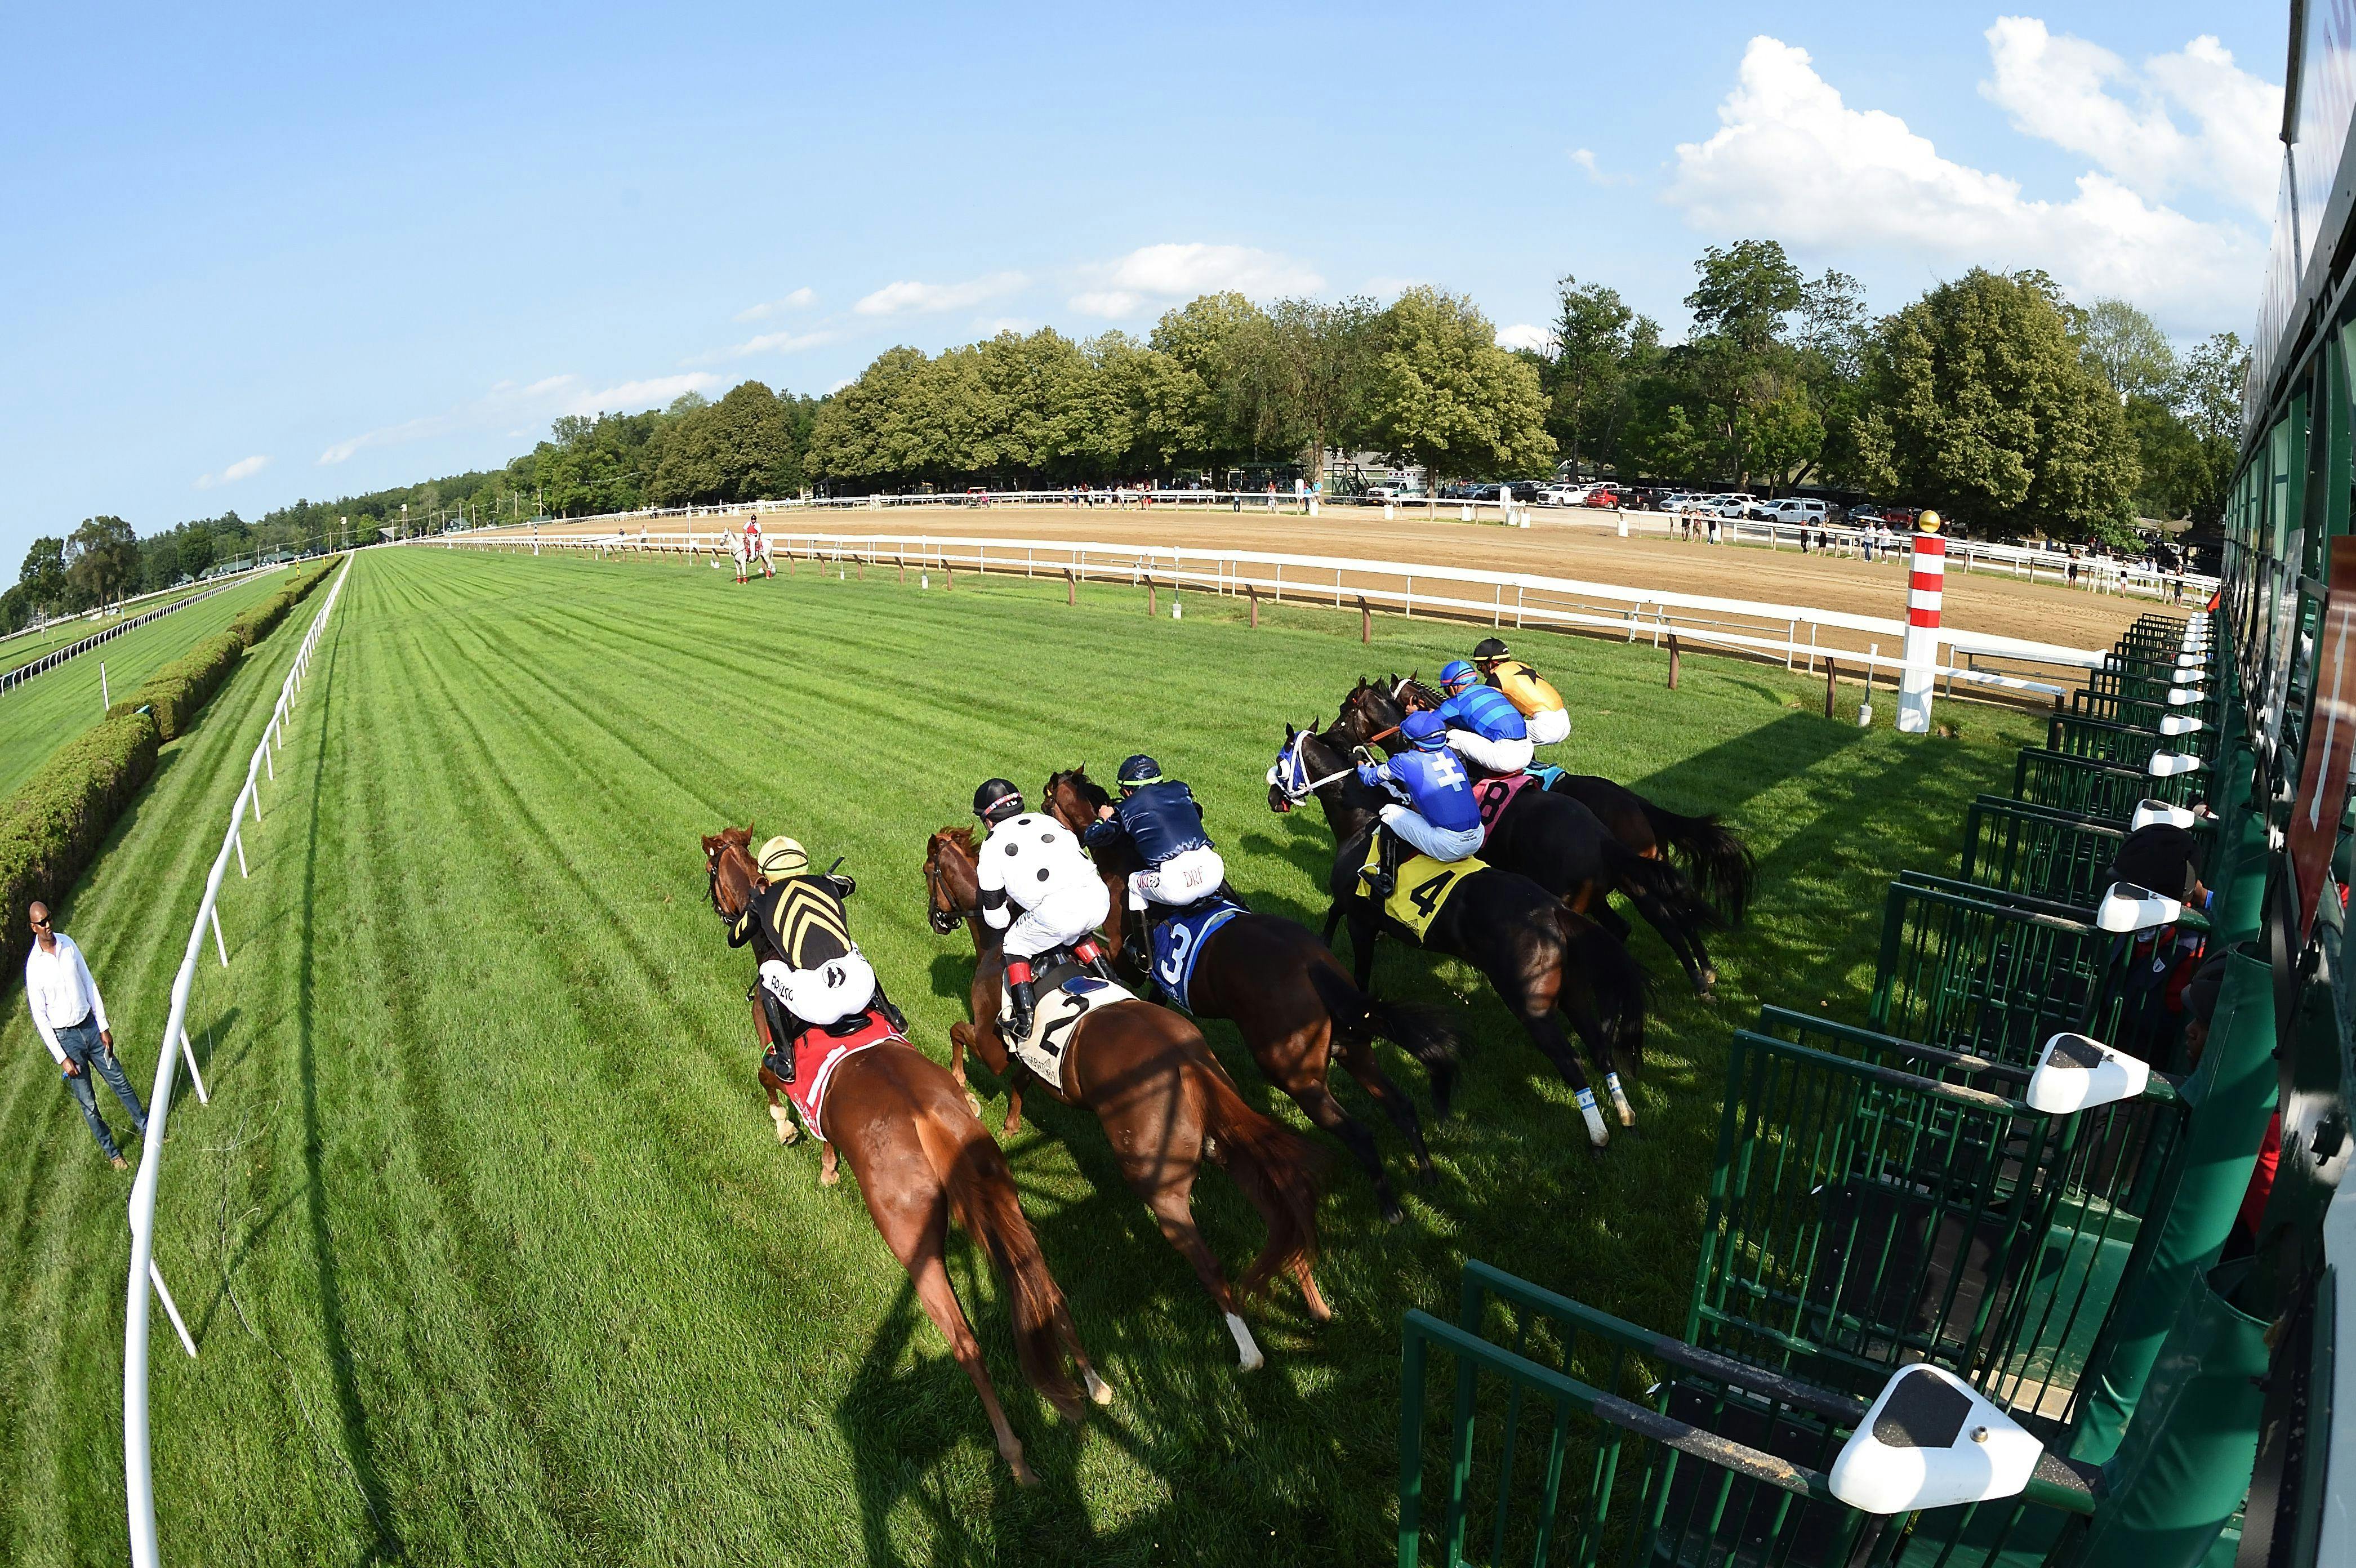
[504,504,2159,656]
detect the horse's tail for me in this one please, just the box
[1551,905,1650,1078]
[1304,960,1462,1115]
[940,1132,1091,1424]
[1607,839,1724,938]
[1641,802,1757,926]
[1195,1058,1324,1299]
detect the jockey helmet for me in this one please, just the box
[973,778,1024,823]
[757,836,808,879]
[1439,660,1479,694]
[1472,637,1510,663]
[1402,711,1449,751]
[1116,754,1163,791]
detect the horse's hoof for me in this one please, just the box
[965,1092,983,1119]
[820,1166,841,1187]
[1084,1367,1115,1407]
[1382,1202,1406,1226]
[1008,1456,1040,1487]
[1415,1162,1439,1188]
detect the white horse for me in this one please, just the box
[729,528,776,583]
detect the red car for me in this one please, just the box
[1582,487,1619,508]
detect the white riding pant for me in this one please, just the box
[1129,847,1226,910]
[1448,728,1535,776]
[1001,877,1113,960]
[1526,707,1571,746]
[759,952,878,1027]
[1379,804,1485,862]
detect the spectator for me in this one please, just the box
[25,901,147,1170]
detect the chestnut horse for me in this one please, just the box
[700,828,1107,1484]
[923,827,1328,1370]
[1041,766,1460,1225]
[704,827,835,1173]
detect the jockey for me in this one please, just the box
[1471,638,1570,747]
[725,836,900,1080]
[1356,712,1484,899]
[1436,660,1535,776]
[743,513,763,547]
[1083,754,1227,965]
[974,778,1116,1045]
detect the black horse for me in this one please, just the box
[1329,679,1725,995]
[1267,723,1648,1151]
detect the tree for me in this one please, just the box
[63,516,140,609]
[1857,269,2140,541]
[1687,240,1806,355]
[649,381,812,504]
[1541,276,1659,479]
[1150,293,1290,466]
[2077,299,2177,404]
[1266,296,1379,483]
[1366,287,1553,493]
[17,537,66,616]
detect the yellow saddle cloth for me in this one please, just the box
[1359,839,1485,939]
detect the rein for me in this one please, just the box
[1268,733,1360,803]
[925,850,983,932]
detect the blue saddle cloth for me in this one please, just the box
[1528,763,1568,790]
[1147,899,1247,1012]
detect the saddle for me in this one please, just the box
[1355,836,1485,940]
[997,952,1134,1087]
[769,1005,903,1141]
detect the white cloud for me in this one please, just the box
[726,328,839,358]
[1067,243,1325,317]
[1980,18,2280,221]
[734,286,818,323]
[194,454,269,489]
[853,272,1026,317]
[318,372,719,465]
[1569,148,1628,185]
[1665,34,2264,328]
[1496,324,1553,352]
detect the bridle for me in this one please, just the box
[925,840,982,934]
[1268,729,1358,805]
[706,844,749,921]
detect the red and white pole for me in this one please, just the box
[1897,511,1945,733]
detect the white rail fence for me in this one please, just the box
[445,489,2214,604]
[0,562,296,695]
[123,558,351,1568]
[432,528,2106,701]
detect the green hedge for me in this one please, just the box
[0,710,161,978]
[3,554,345,977]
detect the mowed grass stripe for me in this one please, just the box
[2,546,2045,1566]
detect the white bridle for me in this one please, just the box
[1266,730,1357,802]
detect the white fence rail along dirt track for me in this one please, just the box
[438,526,2109,703]
[122,559,350,1568]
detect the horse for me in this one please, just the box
[1329,677,1725,995]
[729,527,775,583]
[1352,675,1758,925]
[700,827,1108,1483]
[1266,723,1648,1151]
[1040,767,1462,1225]
[923,827,1329,1367]
[704,827,830,1169]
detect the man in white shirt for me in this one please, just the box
[24,902,146,1170]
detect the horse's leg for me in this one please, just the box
[1349,911,1379,993]
[1337,1035,1437,1186]
[1288,1074,1399,1224]
[1617,879,1714,996]
[820,1141,840,1186]
[1321,901,1345,946]
[758,1066,800,1146]
[1141,1178,1262,1371]
[895,1214,1037,1484]
[1291,1258,1333,1322]
[946,1023,983,1118]
[1497,960,1611,1153]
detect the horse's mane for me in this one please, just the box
[934,825,977,856]
[1046,766,1112,810]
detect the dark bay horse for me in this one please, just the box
[924,828,1329,1369]
[701,828,1107,1483]
[1041,766,1460,1225]
[1353,675,1757,925]
[1328,679,1724,994]
[1266,725,1649,1151]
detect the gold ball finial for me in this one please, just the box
[1917,510,1943,533]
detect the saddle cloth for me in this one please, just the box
[999,960,1134,1086]
[1527,764,1568,791]
[771,1007,902,1138]
[1148,898,1248,1012]
[1358,838,1486,941]
[1468,771,1544,842]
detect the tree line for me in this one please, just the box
[6,240,2246,632]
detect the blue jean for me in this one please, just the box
[55,1017,145,1159]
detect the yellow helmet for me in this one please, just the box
[756,836,808,879]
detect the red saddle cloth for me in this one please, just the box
[1469,770,1542,841]
[785,1008,902,1137]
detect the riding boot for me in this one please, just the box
[1213,880,1249,910]
[1072,936,1117,983]
[1120,921,1151,974]
[1004,978,1038,1044]
[872,983,908,1036]
[1361,827,1401,900]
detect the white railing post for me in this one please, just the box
[178,1027,208,1107]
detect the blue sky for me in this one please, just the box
[1,3,2287,561]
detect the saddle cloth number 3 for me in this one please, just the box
[1155,922,1194,991]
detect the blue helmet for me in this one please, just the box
[1439,660,1479,694]
[1402,711,1450,750]
[1116,754,1163,790]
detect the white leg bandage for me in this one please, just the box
[1224,1311,1265,1371]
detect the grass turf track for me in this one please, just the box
[0,546,2046,1566]
[0,571,291,800]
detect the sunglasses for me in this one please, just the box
[30,917,50,929]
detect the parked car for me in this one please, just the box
[1845,505,1886,525]
[1544,484,1592,506]
[1582,487,1621,508]
[1756,497,1831,525]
